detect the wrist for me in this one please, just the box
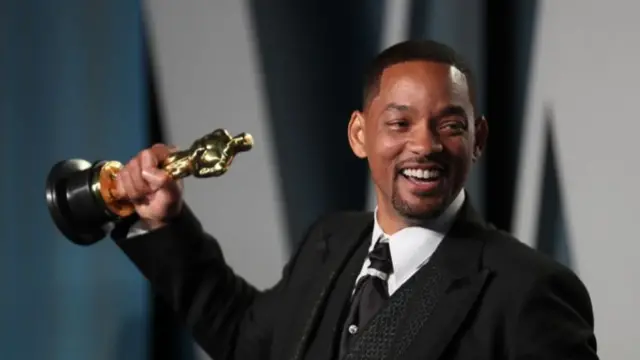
[144,219,169,231]
[144,202,184,231]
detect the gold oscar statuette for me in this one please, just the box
[45,128,254,245]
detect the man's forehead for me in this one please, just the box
[371,61,470,105]
[379,61,467,88]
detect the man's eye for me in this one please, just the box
[441,121,466,133]
[387,119,409,129]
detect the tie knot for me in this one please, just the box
[368,237,393,275]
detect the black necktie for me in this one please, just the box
[339,236,393,357]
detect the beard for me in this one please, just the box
[391,179,449,221]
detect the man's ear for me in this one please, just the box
[473,115,488,162]
[348,111,367,159]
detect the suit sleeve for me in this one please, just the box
[510,267,599,360]
[111,206,313,360]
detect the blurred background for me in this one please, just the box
[1,0,638,359]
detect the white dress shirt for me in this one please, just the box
[355,190,465,296]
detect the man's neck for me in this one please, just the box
[375,190,466,236]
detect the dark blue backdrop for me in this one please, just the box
[0,1,149,359]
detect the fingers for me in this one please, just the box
[116,158,147,202]
[118,167,139,201]
[141,148,172,190]
[149,143,175,163]
[142,168,171,190]
[117,145,173,201]
[128,154,150,196]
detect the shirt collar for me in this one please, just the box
[371,190,466,282]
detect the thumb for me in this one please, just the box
[142,168,171,190]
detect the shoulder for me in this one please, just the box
[478,226,593,312]
[304,210,373,238]
[478,228,597,355]
[288,210,372,252]
[480,226,572,279]
[283,210,373,274]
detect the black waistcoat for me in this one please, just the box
[301,230,450,360]
[340,262,444,360]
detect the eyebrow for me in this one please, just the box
[383,103,412,113]
[382,103,468,119]
[434,105,468,119]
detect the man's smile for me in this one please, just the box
[398,167,447,194]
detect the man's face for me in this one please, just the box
[349,61,487,222]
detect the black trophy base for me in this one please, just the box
[45,159,118,245]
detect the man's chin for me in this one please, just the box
[391,193,448,220]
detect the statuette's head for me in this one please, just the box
[191,129,253,178]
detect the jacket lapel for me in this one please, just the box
[392,201,493,360]
[288,212,373,360]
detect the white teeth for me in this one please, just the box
[402,168,441,180]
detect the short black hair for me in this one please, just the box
[362,39,477,112]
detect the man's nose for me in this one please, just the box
[407,126,443,155]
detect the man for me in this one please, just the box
[113,40,598,359]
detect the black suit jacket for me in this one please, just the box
[112,200,598,360]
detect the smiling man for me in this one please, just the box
[348,51,485,231]
[113,40,598,360]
